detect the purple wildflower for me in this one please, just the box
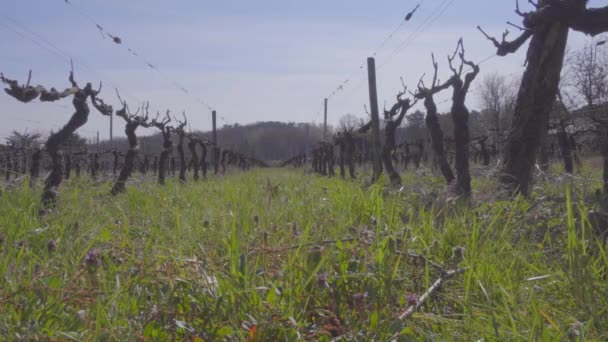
[85,249,101,267]
[318,272,329,289]
[47,239,57,252]
[353,292,368,307]
[406,293,418,306]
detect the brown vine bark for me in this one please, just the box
[110,96,151,195]
[414,54,455,184]
[152,112,173,186]
[171,113,188,183]
[1,69,111,208]
[64,153,72,180]
[112,151,121,176]
[446,39,480,197]
[199,141,208,179]
[477,136,490,166]
[604,138,608,194]
[221,150,228,174]
[29,148,41,187]
[344,131,356,179]
[383,84,415,186]
[479,0,608,195]
[187,136,200,181]
[335,134,346,179]
[213,146,220,175]
[555,121,574,174]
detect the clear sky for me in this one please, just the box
[1,0,605,141]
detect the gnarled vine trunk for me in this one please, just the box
[200,142,208,179]
[451,103,472,196]
[213,146,220,175]
[43,90,91,206]
[188,138,200,181]
[500,22,570,194]
[425,97,455,184]
[29,148,41,187]
[158,148,171,185]
[112,122,139,195]
[176,132,187,182]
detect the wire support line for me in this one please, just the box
[378,0,456,71]
[0,17,160,113]
[322,0,425,101]
[60,0,215,113]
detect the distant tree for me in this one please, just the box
[338,113,361,132]
[5,130,42,149]
[61,132,88,152]
[567,39,608,107]
[479,72,509,151]
[407,110,425,129]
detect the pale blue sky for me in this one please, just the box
[1,0,605,140]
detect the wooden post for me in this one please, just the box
[305,124,310,159]
[212,110,218,145]
[212,110,217,165]
[367,57,383,182]
[323,98,328,141]
[96,131,100,152]
[109,111,113,147]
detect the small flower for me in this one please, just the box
[47,239,57,252]
[85,249,101,267]
[318,272,329,288]
[353,292,368,307]
[406,293,418,306]
[76,310,87,321]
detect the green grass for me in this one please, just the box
[0,168,607,341]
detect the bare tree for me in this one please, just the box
[338,114,362,132]
[479,72,509,151]
[5,130,42,150]
[479,0,608,195]
[567,39,608,107]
